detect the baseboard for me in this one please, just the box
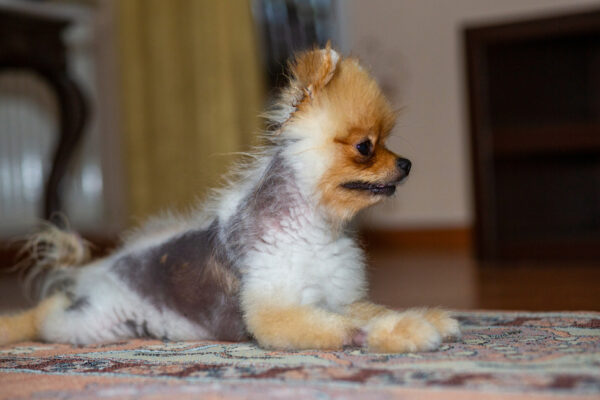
[359,227,473,251]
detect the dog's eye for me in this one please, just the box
[356,140,373,156]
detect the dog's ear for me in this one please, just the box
[289,42,340,101]
[268,43,340,134]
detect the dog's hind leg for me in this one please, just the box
[0,291,139,346]
[0,294,69,345]
[39,292,142,345]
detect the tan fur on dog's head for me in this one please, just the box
[271,45,410,222]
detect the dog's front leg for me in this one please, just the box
[243,301,358,350]
[345,301,460,353]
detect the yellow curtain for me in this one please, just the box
[116,0,264,222]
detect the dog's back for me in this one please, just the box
[0,221,245,345]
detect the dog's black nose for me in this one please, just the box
[396,158,412,175]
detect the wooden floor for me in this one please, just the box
[1,247,599,312]
[368,248,600,311]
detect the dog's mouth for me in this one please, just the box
[341,181,399,196]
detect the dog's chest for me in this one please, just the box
[245,223,366,310]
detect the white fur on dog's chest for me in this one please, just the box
[243,222,366,311]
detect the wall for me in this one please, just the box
[339,0,600,229]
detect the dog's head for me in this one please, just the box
[269,45,410,222]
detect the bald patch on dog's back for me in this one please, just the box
[113,221,247,341]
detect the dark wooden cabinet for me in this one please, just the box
[465,10,600,261]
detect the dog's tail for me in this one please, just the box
[0,224,91,345]
[15,223,91,301]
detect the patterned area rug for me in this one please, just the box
[1,311,599,399]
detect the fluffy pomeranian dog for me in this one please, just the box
[0,46,459,352]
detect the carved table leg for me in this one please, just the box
[40,70,87,227]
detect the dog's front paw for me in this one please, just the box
[365,312,441,353]
[422,309,461,341]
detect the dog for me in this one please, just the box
[0,46,459,352]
